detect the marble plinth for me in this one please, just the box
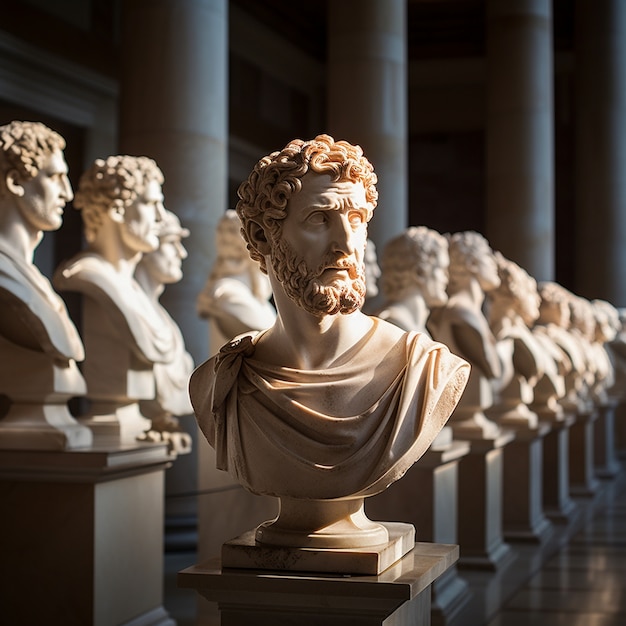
[594,400,622,478]
[366,441,472,625]
[81,398,152,445]
[542,414,579,525]
[0,443,174,626]
[0,336,92,451]
[179,542,459,626]
[456,431,515,570]
[569,410,600,497]
[223,522,414,576]
[502,422,554,543]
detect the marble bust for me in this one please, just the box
[567,293,598,411]
[427,230,503,439]
[0,120,90,449]
[588,299,619,405]
[535,281,587,415]
[196,208,276,355]
[189,134,469,566]
[54,155,175,442]
[607,308,626,401]
[376,226,449,335]
[134,210,194,454]
[486,252,549,429]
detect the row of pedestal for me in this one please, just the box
[2,399,622,626]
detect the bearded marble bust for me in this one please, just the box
[189,135,469,568]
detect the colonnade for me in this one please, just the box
[1,0,625,623]
[111,0,626,556]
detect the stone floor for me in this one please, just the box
[164,464,626,626]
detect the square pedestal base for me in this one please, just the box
[222,522,415,575]
[179,542,459,626]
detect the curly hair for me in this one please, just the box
[0,121,66,196]
[236,134,378,272]
[592,298,620,341]
[379,226,448,299]
[492,252,536,305]
[74,155,164,242]
[446,230,492,283]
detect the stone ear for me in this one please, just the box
[5,170,25,197]
[107,205,125,223]
[246,220,271,256]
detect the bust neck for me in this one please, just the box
[256,275,374,370]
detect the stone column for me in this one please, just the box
[118,0,229,524]
[118,0,228,368]
[575,0,626,306]
[486,0,555,281]
[327,0,408,250]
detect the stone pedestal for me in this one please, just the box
[0,444,174,626]
[456,431,515,570]
[569,409,600,497]
[542,414,579,524]
[594,399,622,478]
[179,542,459,626]
[366,441,472,625]
[502,423,553,543]
[0,336,92,451]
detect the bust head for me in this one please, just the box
[537,281,571,327]
[488,252,539,325]
[446,230,500,293]
[0,120,73,234]
[137,210,189,286]
[380,226,449,307]
[74,155,165,253]
[567,295,589,338]
[591,299,619,344]
[363,238,381,299]
[236,134,378,316]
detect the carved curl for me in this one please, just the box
[236,134,378,273]
[0,121,65,196]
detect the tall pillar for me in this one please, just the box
[118,0,229,523]
[327,0,408,250]
[574,0,626,306]
[486,0,555,281]
[118,0,228,367]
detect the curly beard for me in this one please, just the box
[269,237,366,316]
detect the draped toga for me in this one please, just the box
[190,317,469,500]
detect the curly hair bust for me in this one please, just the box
[73,155,164,242]
[236,134,378,272]
[0,121,66,196]
[380,226,448,299]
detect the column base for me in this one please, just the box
[431,566,472,626]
